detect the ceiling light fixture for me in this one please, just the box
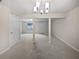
[33,1,49,14]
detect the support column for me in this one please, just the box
[33,19,35,44]
[48,18,51,44]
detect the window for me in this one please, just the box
[27,21,33,32]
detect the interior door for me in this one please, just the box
[9,15,20,46]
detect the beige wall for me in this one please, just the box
[52,6,79,51]
[0,4,10,52]
[0,4,20,53]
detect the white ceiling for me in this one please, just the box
[2,0,79,15]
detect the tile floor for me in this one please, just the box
[0,34,79,59]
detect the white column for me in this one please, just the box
[48,18,51,44]
[33,19,35,44]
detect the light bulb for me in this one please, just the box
[36,2,40,8]
[45,9,49,14]
[40,10,43,14]
[45,2,49,9]
[34,7,37,13]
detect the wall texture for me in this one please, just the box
[52,7,79,52]
[0,3,10,52]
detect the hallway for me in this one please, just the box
[0,0,79,59]
[0,34,79,59]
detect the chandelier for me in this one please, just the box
[33,1,49,14]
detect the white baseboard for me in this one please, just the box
[54,33,79,53]
[0,40,22,55]
[0,46,11,55]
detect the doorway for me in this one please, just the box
[21,18,52,44]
